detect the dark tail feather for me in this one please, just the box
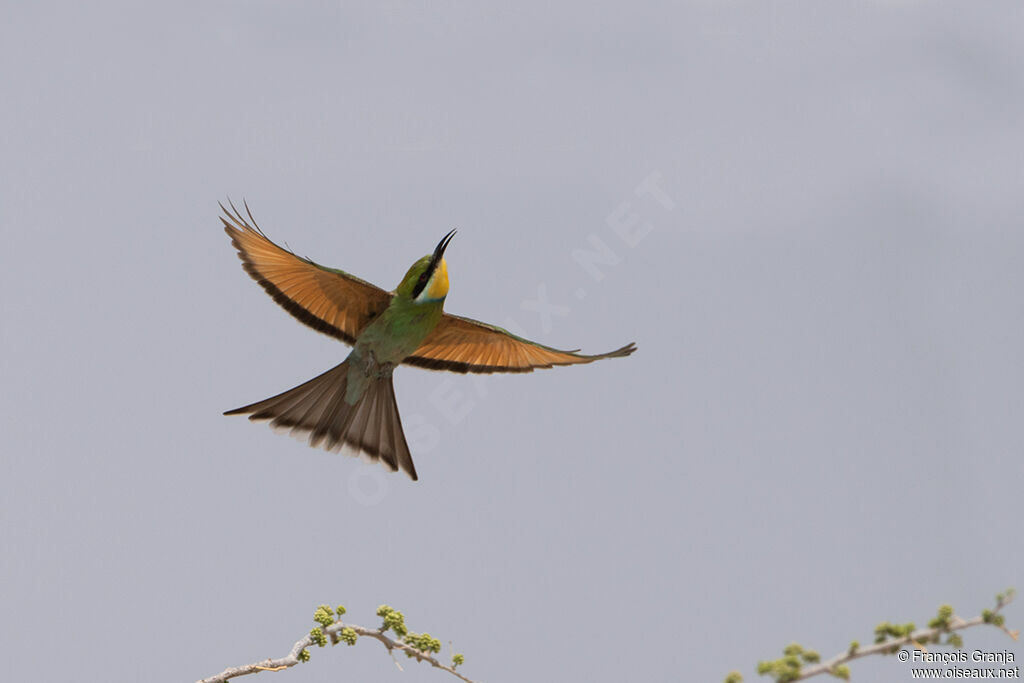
[225,361,417,480]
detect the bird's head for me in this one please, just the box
[397,229,456,302]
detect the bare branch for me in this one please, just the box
[197,614,478,683]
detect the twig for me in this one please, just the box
[793,592,1017,681]
[197,620,479,683]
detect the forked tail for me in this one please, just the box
[225,361,417,480]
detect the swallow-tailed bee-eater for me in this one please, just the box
[221,202,636,480]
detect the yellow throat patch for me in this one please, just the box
[425,258,449,300]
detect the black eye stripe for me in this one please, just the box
[412,265,434,298]
[412,229,454,299]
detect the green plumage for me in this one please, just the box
[221,203,635,481]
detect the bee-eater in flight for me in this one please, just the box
[221,202,636,480]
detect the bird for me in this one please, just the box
[221,201,636,480]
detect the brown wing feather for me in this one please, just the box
[403,313,636,374]
[220,201,392,344]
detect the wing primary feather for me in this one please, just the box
[221,199,392,345]
[402,311,637,374]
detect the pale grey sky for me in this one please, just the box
[2,3,1022,682]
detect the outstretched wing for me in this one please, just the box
[221,201,392,344]
[403,313,636,374]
